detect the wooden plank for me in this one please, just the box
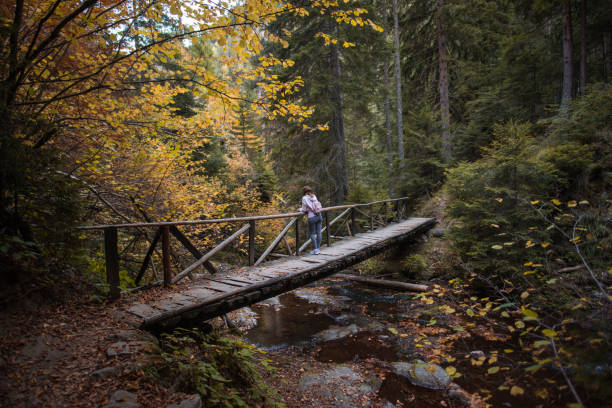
[201,279,243,292]
[153,298,192,312]
[168,293,199,303]
[183,288,219,298]
[221,277,257,285]
[210,278,249,287]
[128,303,159,319]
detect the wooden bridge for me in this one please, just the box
[81,198,436,329]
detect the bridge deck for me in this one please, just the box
[123,217,436,329]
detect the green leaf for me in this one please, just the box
[533,340,551,348]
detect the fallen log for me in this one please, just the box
[335,273,428,292]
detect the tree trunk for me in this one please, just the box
[383,61,394,197]
[579,0,587,95]
[392,0,404,172]
[331,24,348,205]
[437,0,451,161]
[560,0,574,112]
[603,32,611,83]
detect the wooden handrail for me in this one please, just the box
[77,199,409,230]
[93,196,410,298]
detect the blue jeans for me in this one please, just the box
[308,214,322,250]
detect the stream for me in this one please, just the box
[234,276,575,408]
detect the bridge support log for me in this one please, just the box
[335,274,427,292]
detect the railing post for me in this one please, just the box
[104,227,120,300]
[395,200,400,222]
[369,204,374,231]
[384,201,388,225]
[162,225,171,287]
[248,220,255,266]
[295,216,300,255]
[350,207,356,235]
[325,211,330,247]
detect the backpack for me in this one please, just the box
[311,196,323,215]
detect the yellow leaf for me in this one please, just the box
[515,320,525,329]
[530,200,540,205]
[536,388,548,399]
[495,198,503,203]
[445,366,457,376]
[541,329,557,338]
[521,307,538,320]
[551,199,561,206]
[504,349,514,353]
[523,261,533,266]
[488,366,500,374]
[510,386,524,396]
[541,242,550,248]
[387,327,398,335]
[520,291,530,299]
[567,200,577,207]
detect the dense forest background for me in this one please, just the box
[1,0,610,406]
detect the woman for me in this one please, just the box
[301,186,323,254]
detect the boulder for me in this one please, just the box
[106,342,132,358]
[90,366,121,380]
[165,394,202,408]
[391,360,451,390]
[314,324,359,342]
[298,365,380,408]
[448,384,487,408]
[102,390,139,408]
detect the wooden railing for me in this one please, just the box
[80,197,410,299]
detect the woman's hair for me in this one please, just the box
[302,185,312,195]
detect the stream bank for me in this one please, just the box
[227,268,578,408]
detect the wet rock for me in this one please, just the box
[90,366,121,380]
[392,360,451,390]
[430,229,446,238]
[230,307,258,330]
[257,297,281,307]
[102,390,139,408]
[298,365,379,407]
[293,288,351,307]
[314,323,359,341]
[165,394,202,408]
[448,384,487,408]
[470,350,485,359]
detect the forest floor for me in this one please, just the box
[0,193,589,407]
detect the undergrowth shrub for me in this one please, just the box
[146,328,282,408]
[400,254,428,278]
